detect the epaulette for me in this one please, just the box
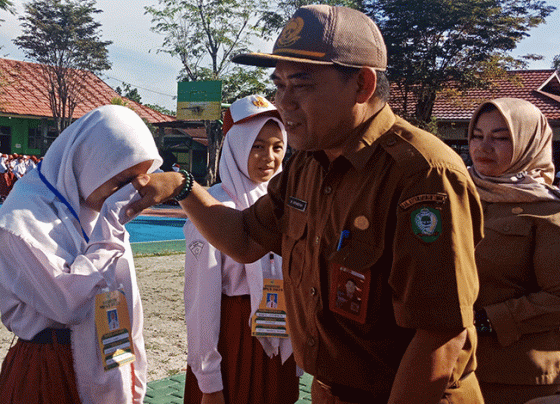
[377,129,429,169]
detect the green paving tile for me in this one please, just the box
[144,372,313,403]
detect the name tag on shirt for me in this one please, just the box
[251,279,290,338]
[94,289,135,371]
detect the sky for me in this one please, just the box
[0,1,558,113]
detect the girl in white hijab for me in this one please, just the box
[0,105,162,404]
[183,95,299,404]
[468,98,560,404]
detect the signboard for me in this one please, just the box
[177,81,222,120]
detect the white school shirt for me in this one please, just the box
[0,184,147,404]
[183,184,288,394]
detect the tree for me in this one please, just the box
[116,83,142,103]
[258,0,361,36]
[14,0,112,135]
[363,0,555,128]
[146,0,275,185]
[0,0,13,18]
[553,55,560,71]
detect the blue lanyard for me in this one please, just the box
[37,161,90,242]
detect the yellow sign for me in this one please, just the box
[177,81,222,120]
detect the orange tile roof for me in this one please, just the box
[390,70,560,121]
[0,58,175,124]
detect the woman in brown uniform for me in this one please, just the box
[468,97,560,404]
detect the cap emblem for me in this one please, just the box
[252,96,270,108]
[277,17,304,47]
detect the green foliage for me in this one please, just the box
[364,0,556,124]
[553,55,560,71]
[13,0,112,135]
[14,0,111,73]
[0,0,13,13]
[116,83,142,103]
[258,0,362,38]
[146,0,266,82]
[145,103,176,116]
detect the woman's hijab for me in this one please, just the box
[219,114,286,209]
[468,97,560,203]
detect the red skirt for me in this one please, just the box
[184,295,299,404]
[0,330,82,404]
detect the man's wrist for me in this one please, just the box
[174,170,194,201]
[474,309,493,334]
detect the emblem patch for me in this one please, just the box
[287,196,307,212]
[276,17,304,47]
[188,240,205,259]
[411,207,442,242]
[252,96,270,108]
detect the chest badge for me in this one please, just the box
[411,207,442,242]
[188,240,205,259]
[353,215,369,230]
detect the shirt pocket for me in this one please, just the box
[479,216,533,278]
[282,210,308,287]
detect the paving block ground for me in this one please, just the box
[144,372,313,403]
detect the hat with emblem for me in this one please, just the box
[232,5,386,70]
[222,94,281,135]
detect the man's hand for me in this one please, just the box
[126,171,184,217]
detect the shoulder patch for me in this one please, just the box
[411,207,442,243]
[188,240,205,259]
[399,193,448,210]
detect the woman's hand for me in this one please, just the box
[201,391,225,404]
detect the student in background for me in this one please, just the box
[183,95,299,404]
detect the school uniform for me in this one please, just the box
[0,105,162,404]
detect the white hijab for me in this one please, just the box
[468,98,560,203]
[0,105,162,403]
[219,114,293,362]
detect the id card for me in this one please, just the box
[251,279,289,338]
[94,289,135,371]
[329,263,371,324]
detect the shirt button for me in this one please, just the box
[310,287,317,296]
[315,236,320,245]
[307,337,315,346]
[324,186,332,194]
[385,137,396,146]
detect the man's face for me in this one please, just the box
[271,61,358,153]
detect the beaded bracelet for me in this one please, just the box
[174,169,194,201]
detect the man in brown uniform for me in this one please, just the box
[129,5,484,403]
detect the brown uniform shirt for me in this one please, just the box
[243,105,484,399]
[475,200,560,385]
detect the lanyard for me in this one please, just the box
[37,161,90,243]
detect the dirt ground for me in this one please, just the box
[0,253,188,382]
